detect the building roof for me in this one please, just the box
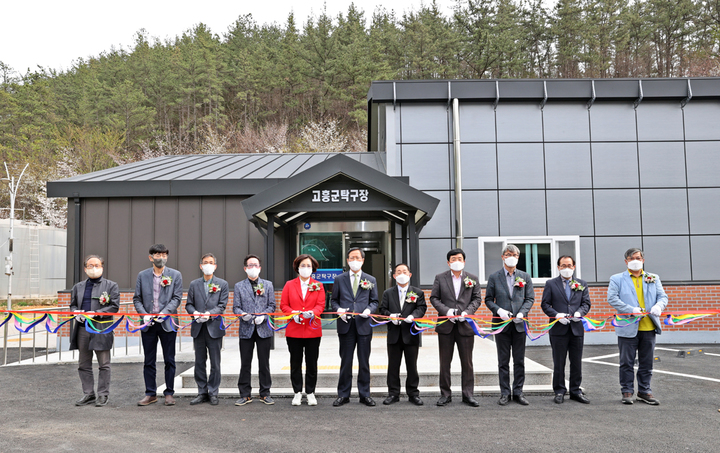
[367,77,720,103]
[47,152,387,198]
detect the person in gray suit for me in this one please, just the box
[233,254,276,406]
[69,255,120,407]
[133,243,184,407]
[186,253,229,406]
[430,248,483,407]
[484,244,535,406]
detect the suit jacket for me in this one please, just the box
[330,271,379,336]
[279,277,326,339]
[541,276,591,337]
[133,267,184,332]
[379,285,427,345]
[232,278,275,339]
[185,276,229,339]
[484,268,535,333]
[608,271,668,337]
[429,270,482,336]
[69,277,120,351]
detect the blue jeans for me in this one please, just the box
[618,330,656,394]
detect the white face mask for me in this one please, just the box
[559,268,574,279]
[348,261,363,272]
[627,260,643,271]
[504,256,519,268]
[246,267,261,279]
[394,274,410,285]
[201,264,216,276]
[299,267,313,278]
[449,261,465,272]
[85,268,103,279]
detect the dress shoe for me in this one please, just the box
[621,393,634,405]
[554,394,564,404]
[209,395,219,406]
[436,396,452,406]
[498,395,510,406]
[307,393,317,406]
[636,393,659,405]
[570,393,590,404]
[137,395,158,406]
[359,397,376,407]
[292,392,303,406]
[259,396,275,405]
[235,396,253,406]
[513,394,530,406]
[75,394,96,406]
[383,395,400,405]
[333,397,350,407]
[95,395,109,407]
[409,395,424,406]
[462,397,480,407]
[190,394,210,405]
[164,394,176,406]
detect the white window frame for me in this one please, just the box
[477,235,581,285]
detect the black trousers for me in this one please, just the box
[549,332,584,395]
[438,323,475,399]
[238,330,272,397]
[387,340,420,397]
[338,323,372,398]
[141,322,177,396]
[287,337,321,394]
[495,325,526,396]
[193,324,223,396]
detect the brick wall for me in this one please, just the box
[56,285,720,341]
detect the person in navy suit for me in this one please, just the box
[541,255,591,404]
[186,253,229,406]
[133,243,184,407]
[330,247,379,407]
[233,254,276,406]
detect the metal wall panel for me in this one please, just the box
[82,198,108,264]
[497,143,545,189]
[683,101,720,140]
[419,191,452,239]
[458,103,496,142]
[579,236,596,282]
[106,198,132,288]
[419,238,453,286]
[636,102,684,141]
[591,143,639,188]
[177,197,202,282]
[546,190,594,235]
[462,191,499,237]
[542,102,590,142]
[640,189,689,235]
[690,236,720,280]
[687,188,720,234]
[224,197,249,283]
[593,189,641,236]
[462,237,480,279]
[638,142,687,187]
[130,199,155,284]
[154,198,178,259]
[595,236,642,282]
[496,103,543,142]
[498,190,547,236]
[544,143,592,189]
[686,141,720,187]
[401,144,451,190]
[460,144,497,190]
[400,103,450,143]
[590,102,637,141]
[199,197,226,279]
[642,236,691,281]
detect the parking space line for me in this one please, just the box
[584,359,720,383]
[583,353,620,361]
[703,352,720,357]
[655,347,680,352]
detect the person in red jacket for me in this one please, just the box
[280,254,326,406]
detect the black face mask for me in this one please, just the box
[153,258,167,268]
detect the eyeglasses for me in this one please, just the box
[85,265,103,269]
[347,257,363,262]
[503,253,520,258]
[245,264,260,268]
[558,265,574,269]
[152,253,168,258]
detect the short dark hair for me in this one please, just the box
[293,254,319,274]
[201,253,216,264]
[244,254,261,267]
[394,263,411,273]
[557,255,576,266]
[347,247,365,259]
[447,248,466,261]
[83,254,104,268]
[624,248,644,260]
[149,243,169,255]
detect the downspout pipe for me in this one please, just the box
[452,98,463,249]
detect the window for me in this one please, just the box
[478,236,581,284]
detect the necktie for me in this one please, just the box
[352,273,359,297]
[565,279,571,300]
[400,289,406,309]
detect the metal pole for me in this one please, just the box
[452,99,464,249]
